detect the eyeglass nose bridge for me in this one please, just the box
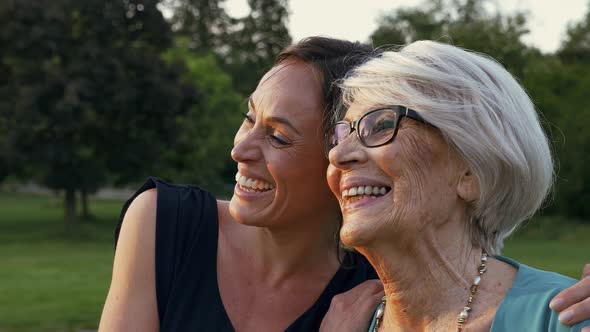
[327,117,367,151]
[339,119,362,146]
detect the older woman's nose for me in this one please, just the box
[231,132,262,163]
[328,136,367,169]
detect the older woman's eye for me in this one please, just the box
[370,119,395,133]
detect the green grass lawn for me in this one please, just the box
[0,191,588,332]
[503,217,590,278]
[0,192,122,332]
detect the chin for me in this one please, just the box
[339,219,378,248]
[228,196,269,227]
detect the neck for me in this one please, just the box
[361,216,482,331]
[226,205,342,286]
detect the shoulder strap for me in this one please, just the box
[114,177,218,323]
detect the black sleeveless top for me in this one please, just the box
[115,177,378,332]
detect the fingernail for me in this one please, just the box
[550,298,564,310]
[581,327,590,332]
[559,310,574,324]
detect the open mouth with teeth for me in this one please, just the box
[235,172,275,193]
[342,185,392,203]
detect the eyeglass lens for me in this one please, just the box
[359,109,399,146]
[328,108,400,148]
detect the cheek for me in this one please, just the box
[397,134,435,201]
[326,164,340,198]
[387,133,458,224]
[373,133,435,215]
[268,147,329,187]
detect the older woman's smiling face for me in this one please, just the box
[327,102,473,248]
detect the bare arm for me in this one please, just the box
[550,263,590,327]
[98,189,159,332]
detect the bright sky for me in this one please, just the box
[225,0,589,53]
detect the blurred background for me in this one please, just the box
[1,0,589,331]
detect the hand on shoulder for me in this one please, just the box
[320,279,384,332]
[550,264,590,329]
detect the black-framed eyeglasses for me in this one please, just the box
[325,105,432,151]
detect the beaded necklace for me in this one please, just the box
[371,250,489,332]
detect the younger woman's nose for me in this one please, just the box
[231,131,262,163]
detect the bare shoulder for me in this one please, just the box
[99,188,159,332]
[122,188,158,232]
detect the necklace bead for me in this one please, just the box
[457,250,488,332]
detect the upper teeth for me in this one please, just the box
[235,172,275,190]
[342,185,388,199]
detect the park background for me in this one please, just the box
[1,0,589,331]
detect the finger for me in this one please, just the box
[557,297,590,326]
[550,277,590,312]
[359,279,384,292]
[582,264,590,280]
[350,290,386,329]
[359,289,385,314]
[345,279,384,297]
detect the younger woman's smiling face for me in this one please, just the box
[229,59,339,229]
[327,102,471,248]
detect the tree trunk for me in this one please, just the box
[64,189,77,228]
[81,189,91,220]
[50,190,60,208]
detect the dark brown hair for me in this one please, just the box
[275,36,378,130]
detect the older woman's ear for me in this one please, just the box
[457,169,479,203]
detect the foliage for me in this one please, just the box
[162,0,231,50]
[371,0,531,77]
[164,0,292,95]
[0,0,191,223]
[222,0,292,95]
[559,3,590,64]
[524,3,590,220]
[528,61,590,219]
[160,38,244,193]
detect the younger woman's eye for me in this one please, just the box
[269,131,290,146]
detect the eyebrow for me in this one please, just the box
[248,97,301,135]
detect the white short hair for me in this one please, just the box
[339,40,553,254]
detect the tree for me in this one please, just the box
[371,0,446,47]
[1,0,191,225]
[370,0,531,77]
[160,38,243,194]
[162,0,231,50]
[222,0,292,94]
[542,2,590,220]
[558,1,590,63]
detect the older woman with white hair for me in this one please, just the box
[325,40,590,331]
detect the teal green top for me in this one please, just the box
[367,256,590,331]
